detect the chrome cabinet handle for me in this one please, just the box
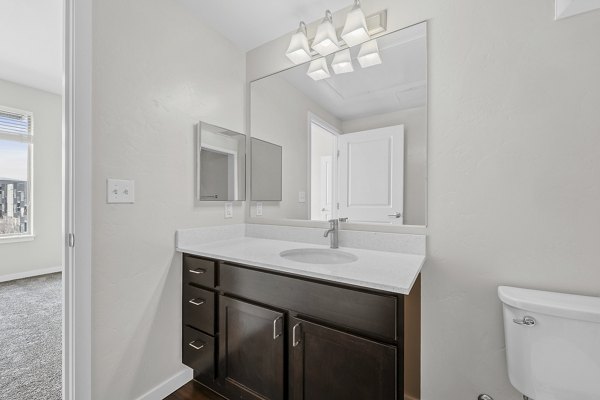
[513,316,536,326]
[387,212,402,218]
[188,268,206,274]
[188,340,205,350]
[273,316,282,340]
[188,298,205,306]
[292,323,302,347]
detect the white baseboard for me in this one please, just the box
[135,368,193,400]
[0,266,63,283]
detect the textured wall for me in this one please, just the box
[92,0,245,397]
[247,1,600,399]
[0,79,62,278]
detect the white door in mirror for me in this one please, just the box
[338,125,404,224]
[320,156,333,221]
[107,179,135,204]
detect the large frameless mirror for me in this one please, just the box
[250,22,427,226]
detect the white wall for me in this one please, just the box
[92,0,245,397]
[247,1,600,399]
[343,107,427,226]
[250,75,341,220]
[0,79,62,278]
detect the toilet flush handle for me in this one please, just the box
[513,316,536,326]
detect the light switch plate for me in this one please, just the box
[298,191,306,203]
[224,203,233,219]
[256,202,263,216]
[107,179,135,204]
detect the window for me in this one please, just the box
[0,106,33,238]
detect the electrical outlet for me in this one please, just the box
[107,179,135,204]
[224,203,233,219]
[298,191,306,203]
[256,202,263,216]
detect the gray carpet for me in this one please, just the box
[0,273,62,400]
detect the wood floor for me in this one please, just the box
[164,380,225,400]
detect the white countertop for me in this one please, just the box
[177,236,425,294]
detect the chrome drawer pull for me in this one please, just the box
[188,298,205,306]
[513,316,536,326]
[292,323,302,347]
[273,316,282,340]
[188,340,205,350]
[189,268,206,274]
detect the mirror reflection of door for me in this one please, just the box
[200,146,237,200]
[338,125,405,224]
[319,156,333,220]
[310,121,337,221]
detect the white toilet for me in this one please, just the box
[498,286,600,400]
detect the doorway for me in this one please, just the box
[309,119,338,222]
[0,0,64,398]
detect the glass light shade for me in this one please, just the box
[331,49,354,74]
[311,10,340,56]
[286,22,311,64]
[357,39,382,68]
[306,58,331,81]
[341,1,370,47]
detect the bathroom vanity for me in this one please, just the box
[184,18,429,399]
[185,19,427,400]
[177,226,424,400]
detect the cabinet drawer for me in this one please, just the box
[220,263,397,341]
[183,254,216,288]
[182,326,215,377]
[183,285,215,334]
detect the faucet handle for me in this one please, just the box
[338,217,348,222]
[328,219,338,225]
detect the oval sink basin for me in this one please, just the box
[279,248,358,265]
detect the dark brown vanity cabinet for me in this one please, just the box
[289,317,397,400]
[182,255,218,385]
[181,254,421,400]
[219,297,285,400]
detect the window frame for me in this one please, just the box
[0,105,34,242]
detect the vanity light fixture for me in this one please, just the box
[311,10,340,56]
[331,49,354,74]
[306,58,331,81]
[357,39,382,68]
[341,0,370,47]
[286,21,312,64]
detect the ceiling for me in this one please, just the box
[261,23,427,121]
[0,0,63,94]
[177,0,352,51]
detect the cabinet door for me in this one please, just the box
[290,317,397,400]
[219,296,285,400]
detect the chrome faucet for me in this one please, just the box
[324,219,339,249]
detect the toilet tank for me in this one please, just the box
[498,286,600,400]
